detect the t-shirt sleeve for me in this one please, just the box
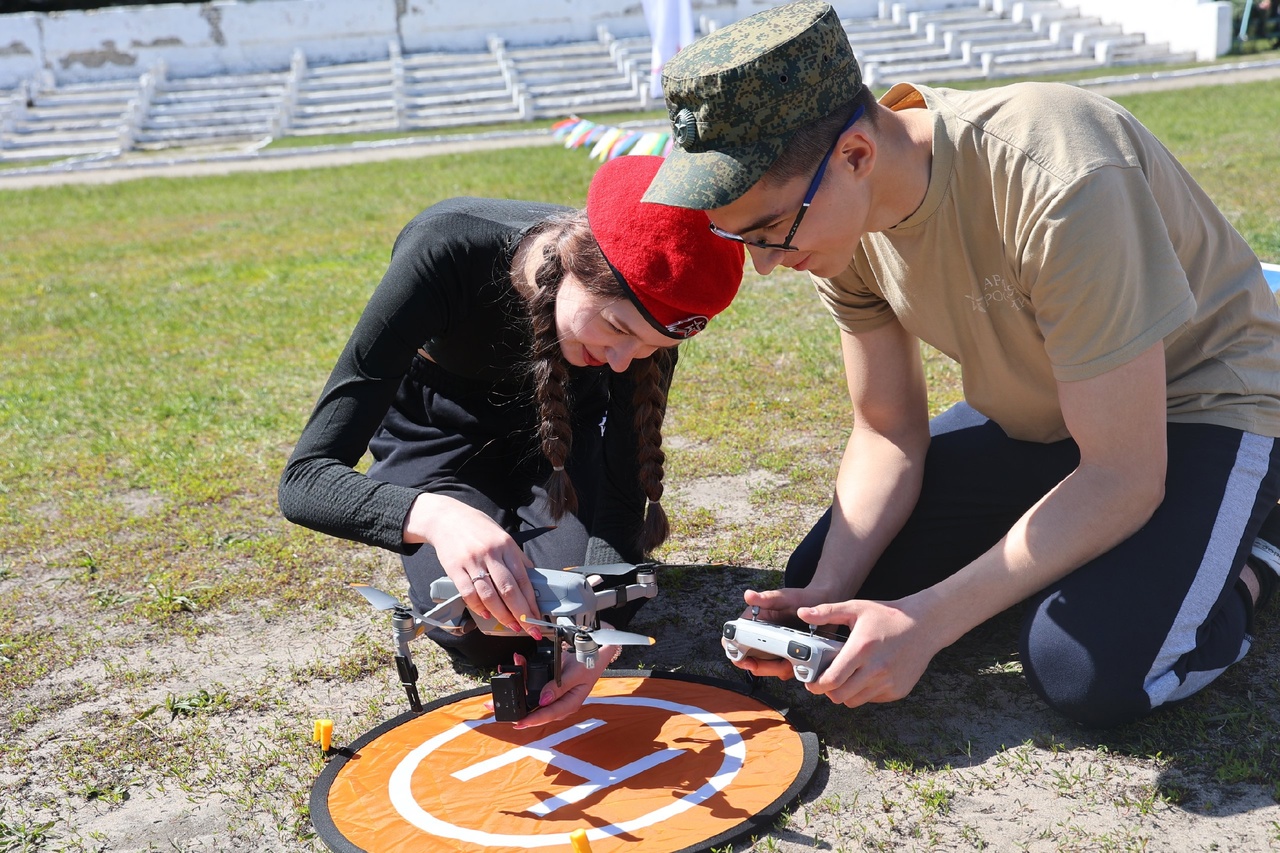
[277,213,476,553]
[1023,164,1195,382]
[810,259,898,335]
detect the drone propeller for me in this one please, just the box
[350,583,406,612]
[520,615,654,646]
[590,627,656,647]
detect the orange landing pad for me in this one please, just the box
[310,671,818,853]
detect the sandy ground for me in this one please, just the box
[6,467,1277,851]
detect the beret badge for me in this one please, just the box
[672,107,698,148]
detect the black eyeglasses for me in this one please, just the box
[709,104,866,252]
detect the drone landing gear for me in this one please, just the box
[491,638,558,722]
[392,611,424,713]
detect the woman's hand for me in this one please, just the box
[483,638,617,729]
[404,493,542,639]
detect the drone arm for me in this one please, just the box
[419,594,473,635]
[591,580,658,611]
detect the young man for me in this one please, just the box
[644,0,1280,727]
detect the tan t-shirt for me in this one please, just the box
[813,82,1280,443]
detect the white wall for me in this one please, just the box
[1056,0,1233,61]
[402,0,647,51]
[31,0,400,85]
[0,13,45,91]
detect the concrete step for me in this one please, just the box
[1066,24,1127,51]
[146,109,276,127]
[403,110,522,131]
[296,85,396,103]
[978,39,1074,59]
[162,72,285,90]
[0,140,120,159]
[845,26,915,46]
[1009,0,1063,23]
[404,89,513,108]
[513,56,621,74]
[843,16,910,34]
[134,124,270,144]
[306,60,392,78]
[406,65,505,84]
[32,90,136,107]
[43,80,138,96]
[402,51,496,69]
[506,42,619,61]
[518,71,634,89]
[846,34,934,52]
[531,92,646,113]
[1026,5,1081,33]
[869,63,989,88]
[153,87,284,104]
[861,44,954,62]
[987,56,1102,77]
[864,55,985,86]
[10,116,120,132]
[985,46,1091,66]
[300,69,391,88]
[406,102,521,121]
[299,74,389,92]
[526,78,636,97]
[1110,45,1198,66]
[934,21,1035,44]
[287,117,401,135]
[910,9,1005,34]
[24,103,128,121]
[403,78,508,97]
[150,94,281,113]
[3,127,121,146]
[293,99,397,117]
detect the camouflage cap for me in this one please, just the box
[643,0,861,210]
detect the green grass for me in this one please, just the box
[261,108,669,150]
[2,78,1279,850]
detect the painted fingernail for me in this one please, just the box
[539,689,555,707]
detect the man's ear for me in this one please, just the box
[836,126,876,178]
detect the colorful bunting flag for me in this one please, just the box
[552,115,672,162]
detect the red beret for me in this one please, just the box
[587,155,745,339]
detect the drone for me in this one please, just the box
[351,562,657,722]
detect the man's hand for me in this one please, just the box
[796,597,937,707]
[724,586,843,680]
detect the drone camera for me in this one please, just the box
[491,643,556,722]
[491,666,529,722]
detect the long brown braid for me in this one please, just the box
[512,210,673,555]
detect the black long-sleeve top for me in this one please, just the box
[278,197,660,558]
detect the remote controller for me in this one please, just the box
[722,613,844,683]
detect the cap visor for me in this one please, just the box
[641,139,782,210]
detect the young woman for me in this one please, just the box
[278,155,744,725]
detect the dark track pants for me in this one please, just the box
[785,403,1280,727]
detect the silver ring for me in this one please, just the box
[471,571,489,582]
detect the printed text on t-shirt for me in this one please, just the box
[966,274,1027,313]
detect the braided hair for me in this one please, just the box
[512,210,673,555]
